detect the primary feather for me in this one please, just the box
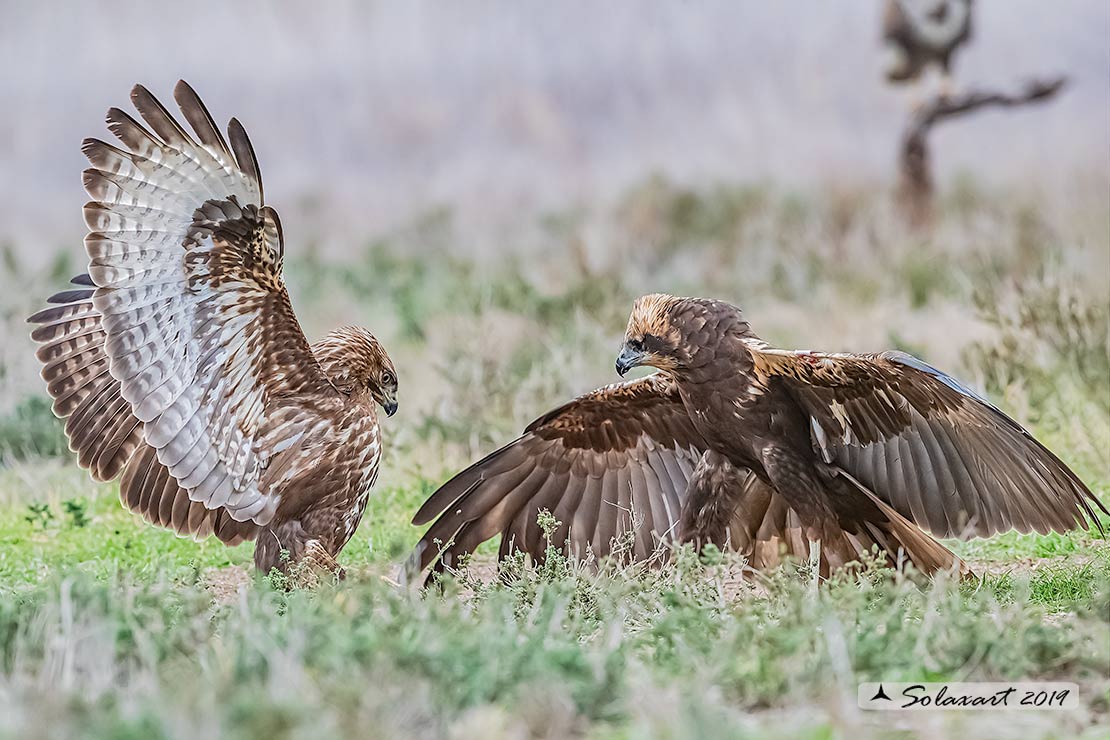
[29,81,396,577]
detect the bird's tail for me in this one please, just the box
[700,464,970,579]
[836,468,971,578]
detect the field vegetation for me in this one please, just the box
[0,176,1106,738]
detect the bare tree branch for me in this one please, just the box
[898,76,1067,227]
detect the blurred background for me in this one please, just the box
[0,0,1107,489]
[2,1,1108,250]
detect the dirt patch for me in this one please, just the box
[966,554,1092,579]
[202,565,252,603]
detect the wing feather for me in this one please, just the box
[409,374,712,576]
[81,83,343,526]
[30,82,349,538]
[747,343,1106,537]
[593,468,621,556]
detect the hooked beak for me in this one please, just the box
[615,345,645,377]
[378,387,398,417]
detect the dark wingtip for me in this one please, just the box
[1084,494,1110,537]
[411,442,521,525]
[411,487,452,526]
[105,106,129,124]
[129,83,152,104]
[227,117,262,200]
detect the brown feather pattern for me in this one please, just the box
[28,82,396,574]
[411,294,1102,582]
[747,344,1107,538]
[409,374,706,573]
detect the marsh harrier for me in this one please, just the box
[411,295,1104,578]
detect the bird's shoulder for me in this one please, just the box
[739,339,894,385]
[525,373,682,435]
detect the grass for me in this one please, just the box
[0,176,1107,738]
[0,524,1106,739]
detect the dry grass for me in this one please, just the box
[0,176,1106,738]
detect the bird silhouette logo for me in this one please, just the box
[871,684,893,701]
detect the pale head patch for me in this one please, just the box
[626,293,683,345]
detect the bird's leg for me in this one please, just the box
[677,450,751,552]
[759,444,843,591]
[808,539,822,595]
[310,540,347,580]
[290,540,346,588]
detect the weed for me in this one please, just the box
[0,175,1104,738]
[23,502,52,529]
[62,498,89,528]
[0,396,68,463]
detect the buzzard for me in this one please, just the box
[883,0,973,90]
[410,295,1104,578]
[28,82,398,579]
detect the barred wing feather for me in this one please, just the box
[75,81,340,526]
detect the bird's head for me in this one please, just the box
[616,294,685,376]
[314,326,399,417]
[616,294,753,379]
[369,355,399,418]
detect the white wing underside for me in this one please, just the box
[83,83,326,525]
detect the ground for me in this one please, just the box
[0,178,1106,739]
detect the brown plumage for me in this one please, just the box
[28,81,398,578]
[410,294,1105,579]
[883,0,973,85]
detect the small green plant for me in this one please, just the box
[23,502,53,529]
[61,498,89,528]
[265,548,295,591]
[966,270,1110,413]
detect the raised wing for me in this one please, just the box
[746,342,1107,538]
[409,374,709,574]
[28,274,255,545]
[29,274,143,481]
[61,81,340,527]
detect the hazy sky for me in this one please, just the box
[2,1,1107,254]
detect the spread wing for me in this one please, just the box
[32,80,343,528]
[28,275,256,545]
[29,273,144,482]
[746,343,1107,538]
[409,374,710,573]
